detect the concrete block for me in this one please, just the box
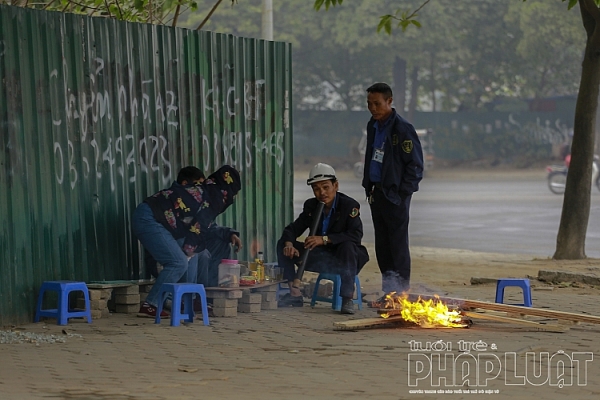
[261,300,278,310]
[240,293,262,304]
[91,310,103,320]
[212,307,237,317]
[114,294,141,305]
[213,298,238,308]
[253,284,278,292]
[206,290,242,299]
[260,292,276,302]
[101,308,110,318]
[101,289,113,299]
[113,285,139,295]
[115,303,139,314]
[139,292,148,303]
[77,298,108,310]
[88,289,103,301]
[238,302,261,313]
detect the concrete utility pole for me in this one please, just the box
[261,0,273,41]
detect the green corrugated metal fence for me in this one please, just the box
[0,5,293,326]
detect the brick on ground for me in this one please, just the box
[76,298,108,311]
[238,302,261,313]
[261,300,278,310]
[213,298,238,308]
[88,289,112,301]
[240,293,262,304]
[88,289,103,301]
[260,292,276,302]
[113,285,139,295]
[212,307,237,317]
[253,284,278,292]
[115,304,139,313]
[114,294,140,305]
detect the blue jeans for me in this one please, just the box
[132,202,198,307]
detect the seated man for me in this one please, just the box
[198,224,242,287]
[144,168,243,288]
[277,163,369,314]
[133,165,241,317]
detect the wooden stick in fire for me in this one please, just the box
[292,201,325,288]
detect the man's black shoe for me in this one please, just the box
[341,298,355,314]
[278,293,303,308]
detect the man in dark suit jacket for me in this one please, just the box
[276,163,369,314]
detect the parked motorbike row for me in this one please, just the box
[546,154,600,194]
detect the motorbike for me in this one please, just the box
[546,154,600,194]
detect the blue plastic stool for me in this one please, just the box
[276,282,290,301]
[155,283,210,327]
[495,278,532,307]
[310,273,362,311]
[34,281,92,325]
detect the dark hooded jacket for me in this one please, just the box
[144,165,241,256]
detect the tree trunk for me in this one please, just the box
[553,1,600,259]
[393,56,406,112]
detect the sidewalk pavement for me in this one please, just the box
[1,248,600,400]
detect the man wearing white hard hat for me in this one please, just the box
[276,163,369,314]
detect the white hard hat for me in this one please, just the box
[307,163,337,185]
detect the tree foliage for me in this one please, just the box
[315,0,599,260]
[2,0,238,27]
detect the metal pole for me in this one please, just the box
[261,0,273,41]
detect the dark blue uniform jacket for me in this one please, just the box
[280,192,369,269]
[362,108,424,205]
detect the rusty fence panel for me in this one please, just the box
[0,5,293,325]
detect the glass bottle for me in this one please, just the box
[256,251,265,283]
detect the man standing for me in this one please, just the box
[362,82,423,302]
[277,163,369,314]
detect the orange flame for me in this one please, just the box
[380,293,465,328]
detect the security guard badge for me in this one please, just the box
[402,140,413,154]
[350,208,359,218]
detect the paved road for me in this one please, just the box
[294,170,600,258]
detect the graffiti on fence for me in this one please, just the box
[48,57,285,191]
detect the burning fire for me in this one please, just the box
[380,293,466,328]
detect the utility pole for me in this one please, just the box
[261,0,273,41]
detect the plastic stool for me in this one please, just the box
[310,273,362,311]
[34,281,92,325]
[276,282,290,301]
[155,283,210,326]
[495,278,532,307]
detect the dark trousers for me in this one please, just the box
[369,188,412,293]
[276,238,364,299]
[198,235,233,288]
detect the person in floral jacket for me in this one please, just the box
[133,165,241,317]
